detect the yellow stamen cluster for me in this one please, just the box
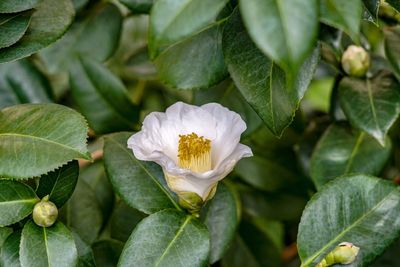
[178,132,212,173]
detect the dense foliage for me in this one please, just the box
[1,0,400,266]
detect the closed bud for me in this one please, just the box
[33,196,58,227]
[341,45,370,77]
[316,242,360,267]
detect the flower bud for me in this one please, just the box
[316,242,360,267]
[33,196,58,227]
[341,45,370,77]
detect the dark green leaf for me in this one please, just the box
[387,0,400,11]
[0,0,40,13]
[0,231,21,267]
[0,180,39,226]
[20,220,78,267]
[72,0,89,11]
[320,0,362,42]
[310,123,391,189]
[201,183,238,264]
[70,57,139,134]
[372,239,400,266]
[118,209,210,267]
[223,10,319,136]
[40,3,122,74]
[298,174,400,266]
[92,239,123,267]
[0,0,75,63]
[148,0,228,57]
[61,179,103,244]
[363,0,380,24]
[104,132,179,214]
[0,104,90,179]
[239,0,318,73]
[339,72,400,145]
[72,231,95,267]
[120,0,153,14]
[0,227,12,248]
[384,26,400,80]
[0,12,31,49]
[36,160,79,208]
[154,23,227,90]
[110,200,146,242]
[0,59,53,109]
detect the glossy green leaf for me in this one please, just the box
[0,180,39,226]
[320,0,362,42]
[40,3,122,74]
[239,0,318,73]
[310,123,391,189]
[384,26,400,80]
[20,220,78,267]
[61,179,103,244]
[36,160,79,208]
[298,175,400,266]
[92,239,123,267]
[103,132,180,214]
[0,59,53,109]
[120,0,153,14]
[149,0,228,57]
[201,183,238,264]
[0,0,40,13]
[363,0,380,24]
[0,227,12,248]
[154,23,227,90]
[339,72,400,145]
[0,231,21,267]
[0,12,31,49]
[118,209,210,267]
[0,0,75,63]
[0,104,90,179]
[223,10,319,136]
[70,57,139,134]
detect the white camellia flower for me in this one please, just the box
[127,102,252,211]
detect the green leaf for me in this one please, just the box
[148,0,228,57]
[0,59,53,109]
[310,123,391,189]
[363,0,380,24]
[372,240,400,266]
[92,239,123,267]
[298,174,400,266]
[36,160,79,208]
[0,180,39,226]
[0,231,21,267]
[0,0,40,13]
[387,0,400,11]
[223,9,319,136]
[154,23,227,90]
[201,183,238,264]
[103,132,180,214]
[0,12,32,49]
[0,0,75,63]
[0,227,12,248]
[239,0,318,74]
[120,0,153,14]
[40,3,122,74]
[0,103,90,179]
[72,231,96,267]
[320,0,362,42]
[70,57,139,134]
[339,72,400,145]
[20,220,78,267]
[61,179,103,244]
[118,209,210,267]
[384,26,400,80]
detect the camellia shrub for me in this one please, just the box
[2,0,400,266]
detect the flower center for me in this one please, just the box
[178,132,211,173]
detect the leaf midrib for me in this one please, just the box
[301,187,399,266]
[0,133,87,158]
[154,215,192,267]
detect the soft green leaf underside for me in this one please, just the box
[0,180,39,226]
[310,123,391,189]
[298,174,400,266]
[103,132,179,214]
[118,209,210,267]
[0,104,90,179]
[20,221,78,267]
[0,0,74,63]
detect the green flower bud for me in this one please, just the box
[33,196,58,227]
[316,242,360,267]
[178,191,204,216]
[341,45,370,77]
